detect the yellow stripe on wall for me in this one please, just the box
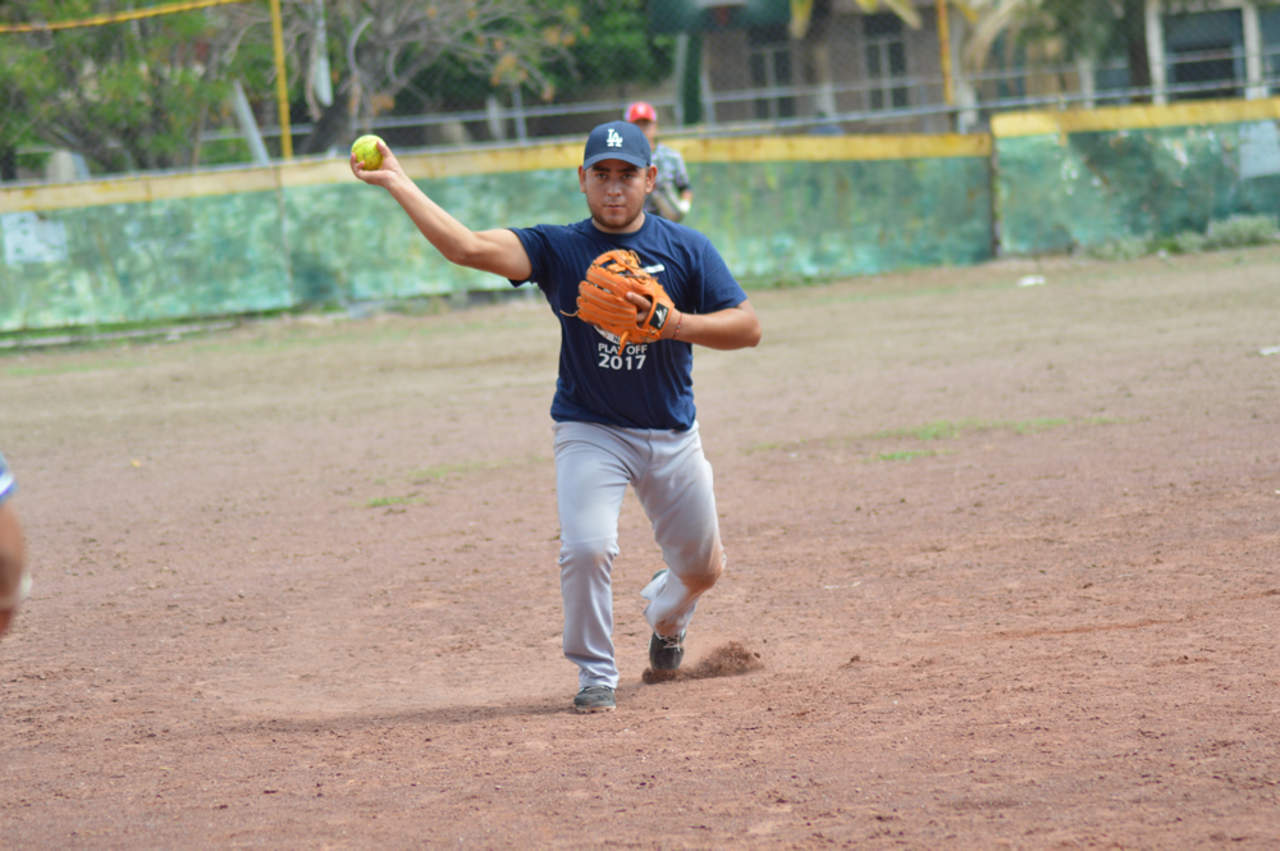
[0,145,587,213]
[0,167,281,213]
[992,96,1280,138]
[395,142,584,180]
[672,133,992,163]
[5,97,1279,214]
[0,133,992,214]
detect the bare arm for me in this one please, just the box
[0,501,27,636]
[351,140,532,282]
[630,297,761,350]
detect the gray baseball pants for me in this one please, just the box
[553,420,725,689]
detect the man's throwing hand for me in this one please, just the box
[349,136,404,188]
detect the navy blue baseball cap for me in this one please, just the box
[582,120,651,170]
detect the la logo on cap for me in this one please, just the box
[606,128,624,148]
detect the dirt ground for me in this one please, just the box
[2,246,1278,849]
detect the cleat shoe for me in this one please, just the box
[648,630,685,672]
[573,685,616,713]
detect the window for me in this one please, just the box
[864,13,909,110]
[748,25,796,121]
[1260,7,1280,94]
[1163,10,1243,100]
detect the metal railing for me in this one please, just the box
[11,42,1280,184]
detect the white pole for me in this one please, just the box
[311,0,333,108]
[673,32,688,126]
[1145,0,1168,105]
[1243,2,1266,100]
[232,79,270,165]
[1077,56,1097,109]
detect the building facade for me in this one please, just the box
[671,0,1280,135]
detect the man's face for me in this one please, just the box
[633,118,659,147]
[579,159,656,233]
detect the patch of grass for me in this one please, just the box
[365,494,423,508]
[1163,230,1208,255]
[407,454,549,483]
[1004,417,1073,434]
[1085,215,1278,263]
[1086,235,1153,262]
[409,461,496,482]
[875,449,939,462]
[871,417,1071,441]
[744,441,787,453]
[746,416,1123,456]
[3,358,151,378]
[1205,214,1279,249]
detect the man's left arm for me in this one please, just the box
[635,298,760,350]
[669,299,759,349]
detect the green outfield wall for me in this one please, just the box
[0,135,991,333]
[994,99,1280,255]
[2,97,1278,333]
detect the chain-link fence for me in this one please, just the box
[4,1,1280,184]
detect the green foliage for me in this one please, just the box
[404,0,675,113]
[279,0,608,153]
[1086,235,1152,261]
[1091,214,1278,260]
[1,0,658,172]
[1163,230,1208,254]
[1016,0,1139,60]
[875,450,939,462]
[365,494,423,508]
[550,0,676,98]
[0,0,246,174]
[1205,214,1280,249]
[0,36,31,164]
[1013,0,1198,60]
[1005,0,1202,95]
[872,418,1072,441]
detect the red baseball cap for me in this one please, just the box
[625,101,658,123]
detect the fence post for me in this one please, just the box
[1145,0,1168,105]
[269,0,293,158]
[937,0,954,109]
[1242,2,1266,100]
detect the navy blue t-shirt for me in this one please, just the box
[510,214,747,430]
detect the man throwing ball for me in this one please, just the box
[0,451,29,637]
[350,122,761,713]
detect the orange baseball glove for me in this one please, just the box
[566,249,675,352]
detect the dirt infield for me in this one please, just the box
[2,246,1278,848]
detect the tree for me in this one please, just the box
[224,0,590,156]
[0,41,30,180]
[0,0,250,174]
[1002,0,1152,91]
[855,0,1188,101]
[0,1,602,174]
[392,0,675,143]
[546,0,675,100]
[961,0,1203,91]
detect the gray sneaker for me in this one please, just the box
[573,685,616,713]
[648,630,685,671]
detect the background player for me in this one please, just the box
[0,451,29,637]
[624,101,694,222]
[350,122,760,713]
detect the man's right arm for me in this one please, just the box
[352,141,532,283]
[0,501,27,636]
